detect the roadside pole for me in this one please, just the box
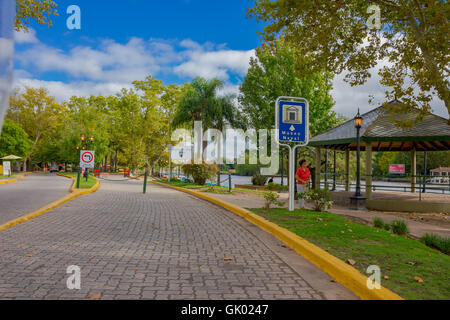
[275,97,309,212]
[76,167,81,188]
[143,169,148,194]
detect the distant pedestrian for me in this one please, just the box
[83,168,89,182]
[295,159,311,210]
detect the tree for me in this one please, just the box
[16,0,58,32]
[7,87,64,170]
[0,119,32,158]
[239,40,338,136]
[172,77,241,134]
[248,0,450,125]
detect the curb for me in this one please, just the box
[0,175,100,232]
[0,172,33,185]
[150,180,403,301]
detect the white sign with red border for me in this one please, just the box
[80,150,95,168]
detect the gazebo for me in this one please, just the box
[309,101,450,204]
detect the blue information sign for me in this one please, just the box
[276,98,309,145]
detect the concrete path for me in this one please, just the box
[0,173,72,225]
[209,191,450,238]
[0,180,356,300]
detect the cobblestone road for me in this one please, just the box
[0,180,355,300]
[0,173,72,225]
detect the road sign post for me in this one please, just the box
[275,97,309,212]
[143,169,148,194]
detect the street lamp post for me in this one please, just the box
[350,109,366,209]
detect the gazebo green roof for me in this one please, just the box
[309,101,450,151]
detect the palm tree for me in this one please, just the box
[172,77,241,162]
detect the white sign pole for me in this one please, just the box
[275,97,309,212]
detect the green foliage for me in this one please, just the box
[248,0,450,124]
[265,182,288,192]
[0,119,32,158]
[391,220,409,236]
[181,163,219,185]
[420,234,450,255]
[263,191,285,210]
[16,0,59,32]
[251,173,267,186]
[172,77,241,132]
[235,163,260,176]
[373,217,385,229]
[297,188,333,212]
[239,40,338,136]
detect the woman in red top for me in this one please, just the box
[295,159,311,209]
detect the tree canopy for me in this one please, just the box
[16,0,58,32]
[248,0,450,125]
[239,40,339,136]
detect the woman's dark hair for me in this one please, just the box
[299,159,307,167]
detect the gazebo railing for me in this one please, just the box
[318,172,450,195]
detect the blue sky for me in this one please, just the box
[12,0,448,118]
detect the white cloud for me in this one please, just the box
[13,31,257,102]
[174,48,255,81]
[14,78,133,102]
[14,28,39,44]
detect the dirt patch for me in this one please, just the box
[340,214,371,226]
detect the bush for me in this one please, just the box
[391,220,409,236]
[297,188,333,212]
[420,233,450,255]
[181,163,219,185]
[265,183,288,192]
[373,217,385,229]
[263,191,285,210]
[252,173,268,186]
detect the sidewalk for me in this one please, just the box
[207,190,450,239]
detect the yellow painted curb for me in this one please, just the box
[0,178,18,185]
[0,175,100,232]
[151,180,403,301]
[0,172,33,185]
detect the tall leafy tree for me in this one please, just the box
[0,119,32,158]
[7,87,64,170]
[248,0,450,125]
[239,40,338,136]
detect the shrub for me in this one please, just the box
[181,163,219,185]
[420,233,450,255]
[252,173,268,186]
[383,223,391,231]
[263,191,285,210]
[297,188,333,212]
[265,183,289,192]
[390,220,409,236]
[373,217,385,229]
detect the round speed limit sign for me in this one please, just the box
[80,150,95,168]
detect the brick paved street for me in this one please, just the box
[0,173,72,225]
[0,180,356,300]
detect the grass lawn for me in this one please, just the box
[59,172,97,189]
[0,173,18,180]
[158,179,268,195]
[251,208,450,300]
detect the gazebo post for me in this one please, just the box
[345,148,350,192]
[411,147,417,193]
[365,141,373,200]
[314,146,321,190]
